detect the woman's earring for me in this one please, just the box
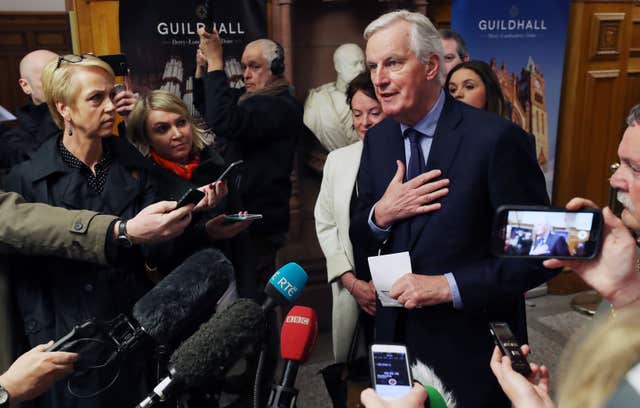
[66,119,73,136]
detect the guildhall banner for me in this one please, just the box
[451,0,571,197]
[119,0,266,117]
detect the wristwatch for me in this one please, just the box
[116,220,133,248]
[0,384,10,407]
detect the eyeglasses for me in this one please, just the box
[55,53,95,69]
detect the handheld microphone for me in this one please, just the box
[261,262,308,312]
[251,263,309,408]
[49,248,233,356]
[411,360,456,408]
[136,298,267,407]
[266,306,318,408]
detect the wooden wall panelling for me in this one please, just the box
[626,5,640,111]
[553,1,631,208]
[581,69,623,203]
[626,70,640,107]
[71,0,120,55]
[550,1,633,294]
[589,12,625,60]
[0,12,72,115]
[426,0,452,28]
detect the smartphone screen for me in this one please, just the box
[371,345,412,400]
[492,205,603,259]
[224,214,262,222]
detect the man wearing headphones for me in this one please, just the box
[197,28,303,295]
[197,28,304,406]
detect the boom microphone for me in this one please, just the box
[136,298,267,407]
[49,248,233,357]
[133,247,233,344]
[266,306,318,408]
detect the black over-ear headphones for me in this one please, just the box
[270,41,285,76]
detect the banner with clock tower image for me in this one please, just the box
[119,0,266,118]
[452,0,571,198]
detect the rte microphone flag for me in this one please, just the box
[262,262,308,311]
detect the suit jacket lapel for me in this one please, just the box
[409,95,465,250]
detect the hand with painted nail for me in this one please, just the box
[194,180,228,211]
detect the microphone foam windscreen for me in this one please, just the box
[280,306,318,363]
[169,298,266,387]
[133,248,233,344]
[266,262,308,304]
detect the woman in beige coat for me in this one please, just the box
[314,72,386,362]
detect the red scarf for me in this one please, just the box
[151,150,200,180]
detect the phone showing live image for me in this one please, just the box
[491,205,603,260]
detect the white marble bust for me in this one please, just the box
[304,43,365,151]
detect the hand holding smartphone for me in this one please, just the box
[223,213,262,223]
[370,343,413,400]
[176,188,205,208]
[489,322,532,377]
[215,160,243,183]
[492,205,603,259]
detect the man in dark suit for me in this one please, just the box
[529,220,570,256]
[350,10,556,407]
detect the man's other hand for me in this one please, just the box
[125,201,193,244]
[373,161,449,228]
[543,198,640,309]
[390,274,452,308]
[0,341,78,405]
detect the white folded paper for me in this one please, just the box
[367,251,412,307]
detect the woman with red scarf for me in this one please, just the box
[127,90,252,275]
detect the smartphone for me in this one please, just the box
[215,160,244,183]
[489,322,532,377]
[370,343,413,400]
[491,205,603,259]
[98,54,128,76]
[109,83,126,101]
[176,188,205,208]
[223,214,262,223]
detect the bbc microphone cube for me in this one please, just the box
[280,306,318,363]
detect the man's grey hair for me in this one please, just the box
[363,10,446,86]
[247,39,283,76]
[438,29,469,60]
[627,104,640,126]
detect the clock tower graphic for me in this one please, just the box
[491,56,549,169]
